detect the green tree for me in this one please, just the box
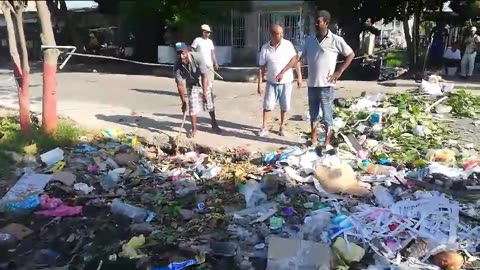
[94,0,250,61]
[316,0,449,71]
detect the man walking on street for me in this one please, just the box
[173,42,222,138]
[460,26,480,79]
[191,24,219,87]
[257,24,303,137]
[275,10,355,149]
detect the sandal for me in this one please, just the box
[187,130,197,138]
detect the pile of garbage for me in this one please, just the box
[1,79,480,270]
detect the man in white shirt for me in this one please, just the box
[257,24,302,137]
[460,26,480,79]
[275,10,355,149]
[191,24,219,87]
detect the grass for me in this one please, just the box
[383,47,430,70]
[0,116,86,179]
[384,50,409,68]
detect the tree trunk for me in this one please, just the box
[2,3,32,132]
[37,0,59,133]
[15,6,33,132]
[400,0,415,70]
[413,0,422,69]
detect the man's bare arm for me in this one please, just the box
[257,65,266,94]
[294,61,302,85]
[279,55,302,75]
[338,52,355,73]
[258,65,266,87]
[211,49,218,67]
[177,83,186,103]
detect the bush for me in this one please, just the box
[0,116,85,179]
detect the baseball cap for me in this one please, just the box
[201,24,212,32]
[175,42,189,52]
[472,26,477,32]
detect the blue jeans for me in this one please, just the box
[308,86,334,128]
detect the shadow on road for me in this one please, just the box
[130,88,179,97]
[95,112,296,147]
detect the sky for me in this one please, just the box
[65,1,98,10]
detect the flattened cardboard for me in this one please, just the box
[267,237,331,270]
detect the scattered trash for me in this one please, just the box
[119,235,146,259]
[0,172,51,212]
[111,199,148,223]
[153,254,205,270]
[50,171,77,186]
[266,237,331,270]
[0,223,33,240]
[1,81,479,269]
[73,183,95,194]
[40,148,64,167]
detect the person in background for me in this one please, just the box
[173,42,222,138]
[443,42,461,76]
[191,24,219,88]
[275,10,355,150]
[257,24,303,137]
[460,26,480,79]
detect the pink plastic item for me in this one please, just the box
[35,205,82,217]
[356,149,369,160]
[40,194,63,209]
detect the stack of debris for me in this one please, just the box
[1,77,480,270]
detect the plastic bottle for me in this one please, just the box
[372,186,395,208]
[111,199,148,223]
[365,164,396,176]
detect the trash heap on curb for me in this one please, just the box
[1,77,480,270]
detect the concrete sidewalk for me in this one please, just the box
[0,70,413,152]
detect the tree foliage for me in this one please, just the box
[94,0,250,61]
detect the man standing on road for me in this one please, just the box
[257,24,303,137]
[460,26,480,79]
[173,42,222,138]
[275,10,355,149]
[191,24,219,87]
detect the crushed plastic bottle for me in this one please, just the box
[111,199,148,223]
[372,185,395,208]
[364,164,396,176]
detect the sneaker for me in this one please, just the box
[279,128,287,137]
[258,128,269,137]
[325,144,334,151]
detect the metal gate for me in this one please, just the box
[258,11,302,50]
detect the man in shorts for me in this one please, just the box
[275,10,355,149]
[191,24,219,88]
[173,42,222,138]
[257,24,302,137]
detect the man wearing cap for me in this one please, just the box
[460,26,480,79]
[173,42,222,138]
[191,24,218,87]
[275,10,355,149]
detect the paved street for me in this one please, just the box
[0,69,415,151]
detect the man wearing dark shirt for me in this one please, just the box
[173,42,222,138]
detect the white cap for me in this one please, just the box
[201,24,212,32]
[472,26,477,32]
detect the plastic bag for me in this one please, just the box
[239,180,267,208]
[119,235,146,259]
